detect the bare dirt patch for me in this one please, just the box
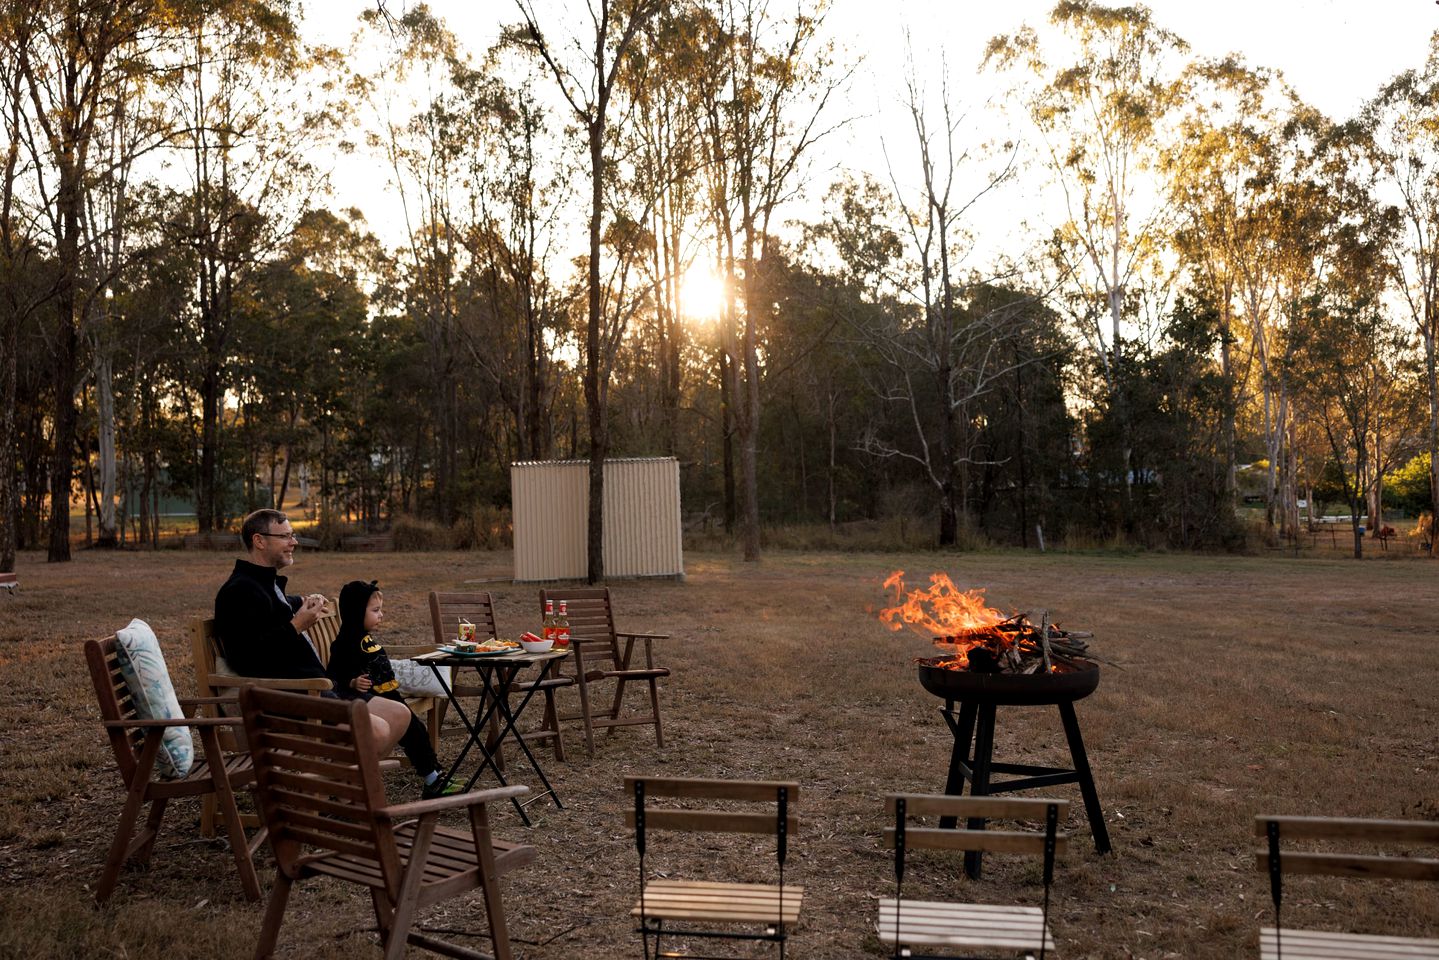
[0,547,1436,959]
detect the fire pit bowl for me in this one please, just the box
[916,657,1100,705]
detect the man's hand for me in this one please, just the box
[351,675,373,693]
[292,593,326,632]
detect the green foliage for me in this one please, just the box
[1387,453,1432,513]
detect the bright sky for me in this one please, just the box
[301,0,1439,259]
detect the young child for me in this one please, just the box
[329,579,461,798]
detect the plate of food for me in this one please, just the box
[438,639,521,657]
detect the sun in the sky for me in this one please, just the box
[678,264,727,321]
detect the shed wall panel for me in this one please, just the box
[510,458,683,581]
[511,461,588,581]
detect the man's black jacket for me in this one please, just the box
[213,559,327,679]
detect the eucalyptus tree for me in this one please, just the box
[616,4,708,457]
[163,0,340,531]
[1363,31,1439,554]
[0,2,45,569]
[986,0,1189,529]
[511,0,664,582]
[821,55,1048,545]
[451,48,572,464]
[688,0,840,560]
[355,7,469,523]
[81,28,179,548]
[15,0,157,560]
[1166,57,1290,519]
[1287,294,1414,558]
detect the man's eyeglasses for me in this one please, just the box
[259,531,297,543]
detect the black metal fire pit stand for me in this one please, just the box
[939,697,1111,878]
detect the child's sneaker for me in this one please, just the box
[421,776,465,799]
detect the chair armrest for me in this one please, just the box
[180,696,240,706]
[211,673,332,692]
[377,784,530,820]
[617,631,670,641]
[567,635,608,646]
[104,716,242,729]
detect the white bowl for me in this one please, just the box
[519,638,554,653]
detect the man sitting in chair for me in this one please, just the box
[214,508,408,762]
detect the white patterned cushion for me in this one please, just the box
[391,658,450,699]
[114,618,193,779]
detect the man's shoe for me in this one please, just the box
[422,776,466,799]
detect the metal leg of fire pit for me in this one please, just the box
[1059,701,1111,856]
[941,700,978,799]
[938,698,1110,879]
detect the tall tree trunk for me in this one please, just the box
[585,119,606,583]
[198,357,220,531]
[94,347,118,546]
[0,295,15,571]
[47,185,80,563]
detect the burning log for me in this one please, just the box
[878,570,1106,675]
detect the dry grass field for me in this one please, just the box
[0,546,1436,959]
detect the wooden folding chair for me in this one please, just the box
[540,587,670,755]
[429,591,571,765]
[1255,814,1439,959]
[240,686,537,960]
[881,795,1068,959]
[84,636,263,903]
[627,776,802,959]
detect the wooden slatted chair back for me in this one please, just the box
[306,610,340,664]
[625,776,800,838]
[241,686,403,898]
[1255,815,1439,960]
[1255,816,1439,883]
[87,636,147,784]
[541,587,619,659]
[430,590,501,644]
[885,795,1071,858]
[538,587,670,754]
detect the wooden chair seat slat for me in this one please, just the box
[878,900,1052,947]
[633,880,804,923]
[1260,927,1439,959]
[305,825,536,890]
[588,668,670,682]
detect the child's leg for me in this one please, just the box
[364,695,410,758]
[382,691,441,777]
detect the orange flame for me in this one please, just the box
[879,570,1015,669]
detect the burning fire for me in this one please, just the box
[879,571,1014,670]
[877,570,1093,674]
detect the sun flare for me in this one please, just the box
[678,265,726,321]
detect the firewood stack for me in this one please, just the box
[929,611,1096,674]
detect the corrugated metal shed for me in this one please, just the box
[510,458,684,581]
